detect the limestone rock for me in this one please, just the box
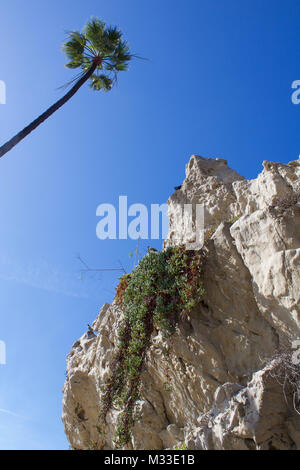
[188,360,298,450]
[62,155,300,450]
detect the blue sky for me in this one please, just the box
[0,0,299,449]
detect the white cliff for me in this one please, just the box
[62,155,300,450]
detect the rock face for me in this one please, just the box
[62,155,300,450]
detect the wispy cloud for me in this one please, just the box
[0,408,24,419]
[0,255,90,299]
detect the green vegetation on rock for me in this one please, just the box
[100,246,206,448]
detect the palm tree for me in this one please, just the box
[0,18,132,159]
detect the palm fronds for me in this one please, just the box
[62,17,132,91]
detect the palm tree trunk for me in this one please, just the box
[0,63,97,159]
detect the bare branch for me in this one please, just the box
[76,254,126,280]
[264,346,300,416]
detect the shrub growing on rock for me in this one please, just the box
[100,246,206,447]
